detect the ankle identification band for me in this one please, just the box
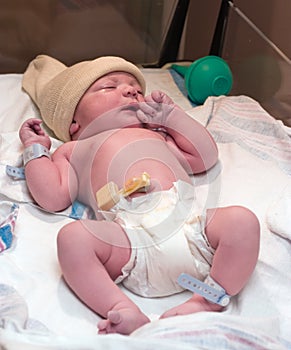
[23,144,51,166]
[177,273,231,306]
[6,165,26,180]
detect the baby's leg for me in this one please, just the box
[161,205,260,318]
[57,219,150,335]
[205,206,260,294]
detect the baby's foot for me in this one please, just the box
[160,294,223,319]
[97,308,150,335]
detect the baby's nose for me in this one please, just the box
[123,85,138,97]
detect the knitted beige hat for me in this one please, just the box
[22,55,146,142]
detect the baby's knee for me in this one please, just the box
[229,206,260,243]
[57,221,80,253]
[232,206,259,230]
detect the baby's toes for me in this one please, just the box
[97,319,110,334]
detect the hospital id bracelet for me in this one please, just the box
[177,273,231,307]
[23,144,51,166]
[6,165,26,180]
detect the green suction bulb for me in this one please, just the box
[172,56,233,104]
[171,64,188,77]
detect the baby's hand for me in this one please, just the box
[19,118,51,149]
[145,90,175,106]
[137,90,176,128]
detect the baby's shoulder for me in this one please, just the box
[52,140,76,158]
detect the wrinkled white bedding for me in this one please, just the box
[0,71,291,349]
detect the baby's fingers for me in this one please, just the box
[24,118,42,127]
[138,101,158,117]
[33,125,45,135]
[26,119,44,135]
[149,90,174,105]
[136,109,149,123]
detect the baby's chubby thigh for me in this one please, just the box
[57,219,131,281]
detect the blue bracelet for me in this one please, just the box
[177,273,231,306]
[6,165,26,180]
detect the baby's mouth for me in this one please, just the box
[125,101,140,109]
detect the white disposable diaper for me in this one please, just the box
[111,180,215,298]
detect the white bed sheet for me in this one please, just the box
[0,70,291,350]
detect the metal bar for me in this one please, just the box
[210,0,232,56]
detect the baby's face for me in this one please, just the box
[70,72,145,139]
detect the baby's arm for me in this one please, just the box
[139,91,218,174]
[19,118,78,212]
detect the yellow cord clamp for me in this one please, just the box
[96,172,150,211]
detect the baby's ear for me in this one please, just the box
[69,121,80,136]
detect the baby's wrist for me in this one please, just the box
[22,137,51,149]
[23,143,51,166]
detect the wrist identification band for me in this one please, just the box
[23,144,51,166]
[177,273,231,307]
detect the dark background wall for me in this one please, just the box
[0,0,290,125]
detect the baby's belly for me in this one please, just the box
[76,129,191,205]
[93,142,190,192]
[119,158,190,193]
